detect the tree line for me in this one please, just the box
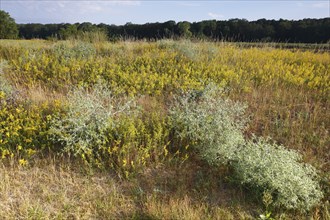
[1,10,329,43]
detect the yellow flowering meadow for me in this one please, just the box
[1,40,328,97]
[0,39,328,175]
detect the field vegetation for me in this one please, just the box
[0,39,329,219]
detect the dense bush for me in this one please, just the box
[170,85,323,211]
[170,84,247,165]
[0,61,15,100]
[50,81,136,157]
[232,137,323,211]
[52,41,96,60]
[49,81,171,175]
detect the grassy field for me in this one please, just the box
[234,42,330,52]
[0,39,329,219]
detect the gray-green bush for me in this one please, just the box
[170,84,247,165]
[52,41,96,60]
[232,137,323,211]
[49,81,171,175]
[50,80,137,157]
[0,61,18,104]
[170,84,323,211]
[0,61,13,95]
[157,40,200,60]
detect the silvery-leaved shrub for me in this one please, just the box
[53,41,96,61]
[50,80,137,157]
[170,84,323,211]
[0,61,18,103]
[157,39,200,60]
[169,84,247,165]
[0,61,12,95]
[232,137,323,211]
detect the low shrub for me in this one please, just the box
[52,41,96,61]
[49,80,136,157]
[49,81,171,176]
[232,137,323,211]
[157,39,200,60]
[170,84,323,211]
[169,84,247,165]
[0,61,16,101]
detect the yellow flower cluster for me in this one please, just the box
[0,94,59,163]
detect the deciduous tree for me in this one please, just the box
[0,10,18,39]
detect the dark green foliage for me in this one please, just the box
[11,10,329,43]
[0,10,18,39]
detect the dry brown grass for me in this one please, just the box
[21,85,66,105]
[0,157,134,219]
[0,156,257,220]
[1,156,329,219]
[232,84,329,173]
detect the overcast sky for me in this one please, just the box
[1,0,329,25]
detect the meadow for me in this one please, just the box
[0,39,329,219]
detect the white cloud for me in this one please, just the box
[74,1,141,14]
[178,2,201,7]
[208,12,224,20]
[295,1,329,9]
[10,0,140,23]
[296,2,304,7]
[111,1,141,6]
[16,0,141,18]
[57,2,66,8]
[78,2,104,14]
[312,2,329,8]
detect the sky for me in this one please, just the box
[1,0,329,25]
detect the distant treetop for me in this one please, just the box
[0,10,19,39]
[2,10,329,43]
